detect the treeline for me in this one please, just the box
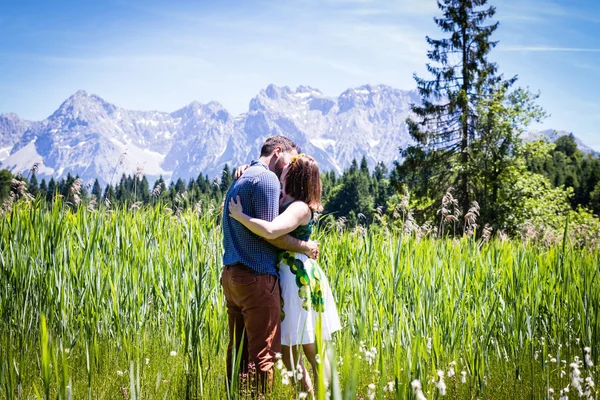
[1,134,598,233]
[525,134,600,210]
[0,167,233,211]
[0,158,394,224]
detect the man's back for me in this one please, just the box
[222,160,280,276]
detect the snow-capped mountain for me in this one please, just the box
[0,113,35,161]
[0,85,419,185]
[0,85,596,185]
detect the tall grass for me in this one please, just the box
[0,200,598,399]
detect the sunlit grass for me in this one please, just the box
[1,199,598,399]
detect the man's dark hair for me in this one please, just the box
[260,136,300,157]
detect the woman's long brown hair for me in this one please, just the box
[284,154,323,212]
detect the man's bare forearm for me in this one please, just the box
[267,234,309,253]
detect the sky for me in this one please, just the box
[0,0,599,150]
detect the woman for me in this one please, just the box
[228,154,341,394]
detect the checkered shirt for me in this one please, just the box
[222,160,281,276]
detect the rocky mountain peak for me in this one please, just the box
[50,90,117,122]
[1,85,596,185]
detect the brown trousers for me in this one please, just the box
[221,263,281,392]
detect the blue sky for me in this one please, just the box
[1,0,599,150]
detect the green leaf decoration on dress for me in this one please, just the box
[278,252,327,313]
[298,285,311,310]
[277,251,288,264]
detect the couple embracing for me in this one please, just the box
[221,136,341,395]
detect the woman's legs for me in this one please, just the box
[281,344,313,393]
[302,342,331,394]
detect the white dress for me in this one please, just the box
[277,249,342,346]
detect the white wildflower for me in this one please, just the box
[276,359,284,370]
[411,380,427,400]
[448,361,456,378]
[116,370,124,376]
[436,370,447,396]
[282,370,290,385]
[426,338,432,352]
[298,392,308,399]
[145,358,150,365]
[169,351,177,357]
[383,381,395,392]
[550,358,557,363]
[570,362,583,396]
[583,376,595,397]
[559,388,568,400]
[584,347,593,367]
[296,366,303,381]
[460,370,467,383]
[365,350,376,365]
[367,383,376,400]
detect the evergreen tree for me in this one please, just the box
[29,173,39,197]
[92,179,102,202]
[47,178,56,202]
[175,178,186,194]
[153,176,166,200]
[0,169,12,201]
[372,162,394,212]
[525,134,600,210]
[139,176,150,203]
[104,185,116,202]
[325,162,374,224]
[403,0,508,216]
[554,134,578,157]
[220,164,233,194]
[39,179,48,200]
[591,181,600,214]
[359,156,369,174]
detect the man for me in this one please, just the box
[221,136,319,392]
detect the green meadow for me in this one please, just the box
[1,200,598,399]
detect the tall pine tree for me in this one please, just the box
[403,0,507,216]
[92,179,102,202]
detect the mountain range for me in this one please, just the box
[0,85,596,186]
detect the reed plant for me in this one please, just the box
[0,199,598,399]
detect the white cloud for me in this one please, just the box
[500,46,600,53]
